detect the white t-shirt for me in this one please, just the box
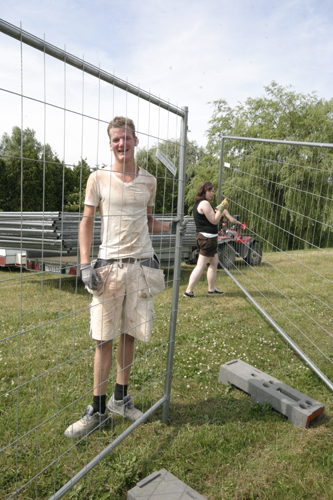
[84,166,156,260]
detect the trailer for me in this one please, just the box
[0,248,27,267]
[0,212,198,274]
[0,212,262,274]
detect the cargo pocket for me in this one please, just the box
[88,264,113,296]
[140,266,165,298]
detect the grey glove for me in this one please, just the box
[80,263,102,290]
[169,218,188,236]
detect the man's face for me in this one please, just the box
[109,126,137,163]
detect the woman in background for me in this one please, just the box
[184,181,240,297]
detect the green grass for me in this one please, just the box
[1,251,333,500]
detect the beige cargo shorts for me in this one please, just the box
[89,262,155,342]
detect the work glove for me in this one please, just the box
[216,198,228,213]
[169,218,188,236]
[80,263,102,290]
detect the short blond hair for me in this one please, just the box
[107,116,136,140]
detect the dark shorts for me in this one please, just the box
[195,233,218,257]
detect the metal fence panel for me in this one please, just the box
[218,135,333,390]
[0,19,187,499]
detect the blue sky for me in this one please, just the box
[1,0,333,165]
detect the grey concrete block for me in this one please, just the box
[218,359,280,393]
[219,359,324,428]
[127,469,208,500]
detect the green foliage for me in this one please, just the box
[136,139,206,214]
[0,126,92,212]
[206,81,333,153]
[62,159,91,212]
[197,82,333,250]
[184,153,220,212]
[136,144,177,214]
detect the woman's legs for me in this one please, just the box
[207,253,218,292]
[185,254,211,294]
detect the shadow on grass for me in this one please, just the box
[180,287,287,300]
[66,389,280,451]
[164,389,326,429]
[166,391,285,427]
[25,275,88,295]
[0,267,88,295]
[40,276,87,294]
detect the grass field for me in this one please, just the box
[1,251,333,500]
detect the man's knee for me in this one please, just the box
[96,339,113,351]
[122,333,135,345]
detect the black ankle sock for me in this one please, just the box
[115,383,127,401]
[92,394,106,414]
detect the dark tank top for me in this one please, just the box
[193,201,217,235]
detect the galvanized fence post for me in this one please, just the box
[217,133,225,203]
[161,106,188,422]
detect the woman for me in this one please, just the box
[184,181,240,297]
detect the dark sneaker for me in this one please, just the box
[64,405,109,438]
[183,291,196,298]
[208,289,224,295]
[107,394,143,422]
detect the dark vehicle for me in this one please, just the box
[217,216,262,269]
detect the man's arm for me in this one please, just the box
[79,204,102,290]
[147,206,170,233]
[79,204,97,264]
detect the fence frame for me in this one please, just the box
[0,18,188,500]
[218,134,333,392]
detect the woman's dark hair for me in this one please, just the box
[194,181,214,203]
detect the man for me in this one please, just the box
[65,116,185,438]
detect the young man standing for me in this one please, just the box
[65,117,184,438]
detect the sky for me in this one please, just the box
[1,0,333,167]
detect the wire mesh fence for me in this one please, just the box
[218,135,333,389]
[0,19,187,499]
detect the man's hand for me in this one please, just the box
[80,263,102,290]
[169,218,188,236]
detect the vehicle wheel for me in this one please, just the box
[185,249,199,265]
[245,243,262,266]
[218,243,236,269]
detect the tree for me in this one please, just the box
[0,127,93,212]
[206,81,333,153]
[194,82,333,250]
[0,127,64,211]
[63,159,92,212]
[136,139,206,215]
